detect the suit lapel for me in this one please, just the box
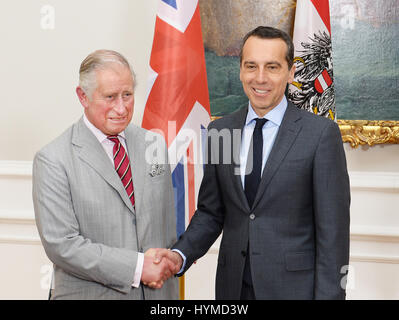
[252,103,303,209]
[72,118,135,215]
[124,125,146,217]
[228,107,251,212]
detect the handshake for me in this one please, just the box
[141,248,183,289]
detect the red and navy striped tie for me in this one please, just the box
[107,136,135,208]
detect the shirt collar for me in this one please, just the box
[245,95,287,127]
[83,114,126,143]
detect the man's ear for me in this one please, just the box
[288,64,296,84]
[76,86,89,109]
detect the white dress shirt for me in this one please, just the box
[83,115,144,288]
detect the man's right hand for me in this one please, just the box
[153,248,183,274]
[141,248,181,289]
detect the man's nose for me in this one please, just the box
[255,68,268,83]
[113,96,126,114]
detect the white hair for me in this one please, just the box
[79,49,136,98]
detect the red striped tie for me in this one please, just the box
[107,136,135,208]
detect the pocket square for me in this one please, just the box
[149,163,165,177]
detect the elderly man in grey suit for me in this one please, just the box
[32,50,179,299]
[156,26,350,299]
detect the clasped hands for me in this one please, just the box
[141,248,183,289]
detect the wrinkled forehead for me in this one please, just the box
[94,62,136,89]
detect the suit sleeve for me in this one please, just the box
[312,121,350,299]
[32,151,137,294]
[172,123,226,274]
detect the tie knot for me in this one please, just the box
[107,135,120,145]
[254,118,267,130]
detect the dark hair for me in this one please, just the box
[239,26,294,69]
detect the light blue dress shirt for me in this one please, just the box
[240,96,287,188]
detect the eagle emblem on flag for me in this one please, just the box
[288,31,335,120]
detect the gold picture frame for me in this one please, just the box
[338,120,399,148]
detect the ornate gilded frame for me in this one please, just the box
[338,120,399,148]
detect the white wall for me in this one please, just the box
[344,145,399,300]
[0,0,157,161]
[0,1,398,299]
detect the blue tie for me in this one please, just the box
[244,118,267,208]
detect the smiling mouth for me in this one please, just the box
[109,117,127,122]
[253,88,270,95]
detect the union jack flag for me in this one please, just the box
[142,0,211,238]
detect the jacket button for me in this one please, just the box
[241,250,247,257]
[249,214,255,220]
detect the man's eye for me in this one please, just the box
[268,65,280,71]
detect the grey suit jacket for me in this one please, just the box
[33,117,178,299]
[173,102,350,300]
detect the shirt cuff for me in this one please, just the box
[132,252,144,288]
[171,249,187,274]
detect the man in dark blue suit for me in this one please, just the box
[156,26,350,300]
